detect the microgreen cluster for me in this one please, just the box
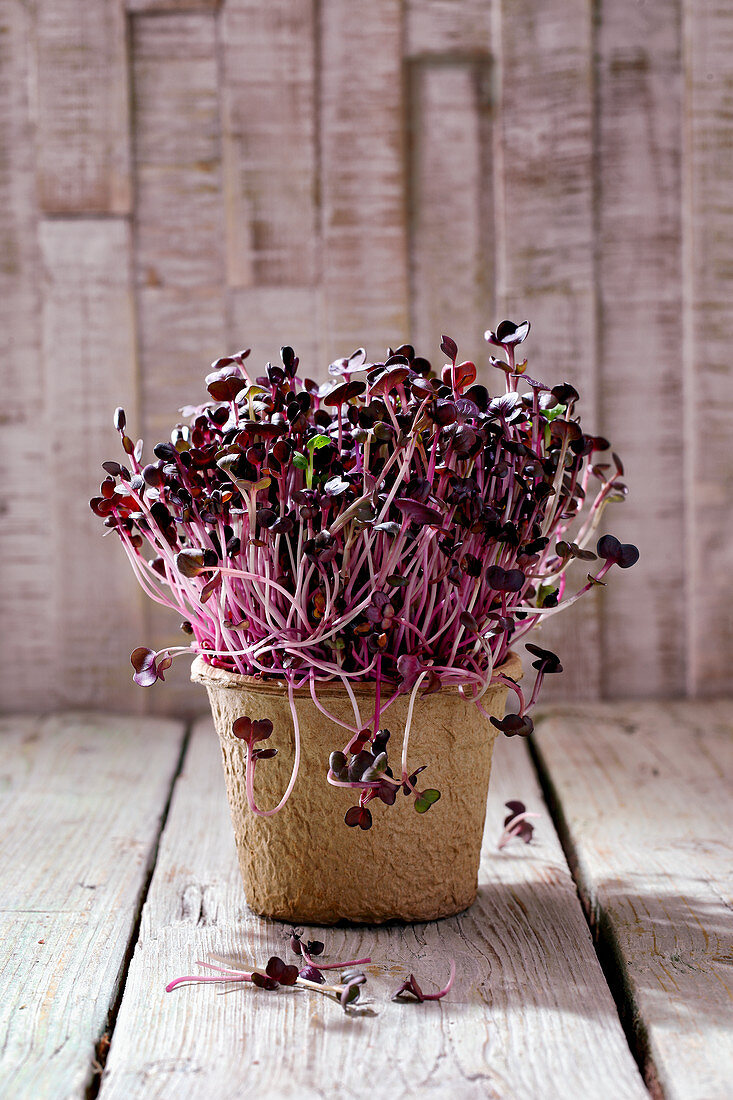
[92,321,637,827]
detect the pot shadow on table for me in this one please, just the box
[463,869,733,1029]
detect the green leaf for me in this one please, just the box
[292,452,307,470]
[307,434,331,452]
[542,402,566,422]
[414,789,441,814]
[536,583,558,608]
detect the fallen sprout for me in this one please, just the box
[392,958,456,1003]
[166,954,369,1013]
[166,931,460,1015]
[498,800,540,849]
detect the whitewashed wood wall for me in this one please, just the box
[1,0,731,715]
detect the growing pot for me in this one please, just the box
[192,652,522,924]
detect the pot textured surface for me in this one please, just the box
[191,653,522,924]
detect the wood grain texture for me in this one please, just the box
[98,719,645,1099]
[33,0,131,213]
[409,58,494,367]
[41,218,145,712]
[132,11,227,439]
[219,0,317,288]
[228,286,323,377]
[0,0,40,415]
[533,701,733,1099]
[0,713,185,1099]
[320,0,410,362]
[405,0,492,58]
[131,11,228,715]
[682,0,733,695]
[596,0,685,699]
[494,0,601,701]
[0,0,48,708]
[128,0,220,10]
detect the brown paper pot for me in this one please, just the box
[192,651,522,924]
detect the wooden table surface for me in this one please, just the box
[1,702,731,1099]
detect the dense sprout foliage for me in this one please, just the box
[91,321,637,827]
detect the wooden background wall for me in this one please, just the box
[1,0,731,715]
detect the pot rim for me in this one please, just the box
[190,650,522,697]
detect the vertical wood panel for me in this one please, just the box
[0,0,40,415]
[495,0,601,700]
[405,0,492,57]
[219,0,317,288]
[597,0,685,698]
[132,12,227,441]
[0,1,47,708]
[131,12,228,713]
[34,0,131,213]
[228,287,322,376]
[409,59,493,365]
[41,219,144,710]
[683,0,733,695]
[320,0,409,361]
[128,0,220,9]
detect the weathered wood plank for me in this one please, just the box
[409,59,493,367]
[131,11,228,714]
[219,0,317,288]
[0,0,47,710]
[596,0,685,698]
[534,701,733,1099]
[33,0,131,213]
[132,11,227,440]
[405,0,492,58]
[320,0,410,362]
[494,0,600,700]
[682,0,733,694]
[128,0,220,10]
[228,287,323,377]
[0,713,185,1099]
[99,719,645,1098]
[0,0,40,415]
[40,218,145,712]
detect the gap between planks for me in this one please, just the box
[531,701,733,1100]
[0,714,188,1100]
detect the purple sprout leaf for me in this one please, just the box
[392,959,455,1003]
[440,335,458,361]
[265,956,299,986]
[231,716,274,748]
[394,499,444,527]
[597,534,640,569]
[176,549,207,578]
[251,971,279,991]
[130,647,161,687]
[485,319,530,348]
[299,965,325,983]
[490,713,535,738]
[344,806,373,830]
[392,974,424,1002]
[498,800,539,849]
[524,643,563,674]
